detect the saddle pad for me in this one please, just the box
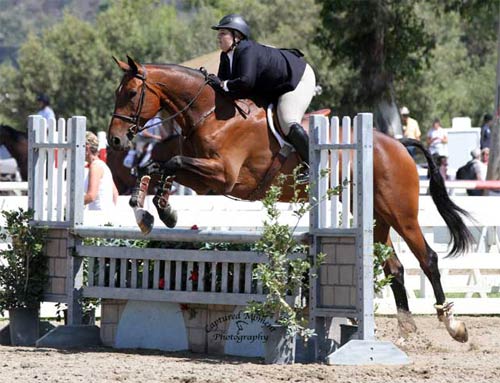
[266,103,293,150]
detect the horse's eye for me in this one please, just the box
[129,90,137,99]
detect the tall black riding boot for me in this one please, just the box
[287,123,309,165]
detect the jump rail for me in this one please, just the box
[73,227,307,307]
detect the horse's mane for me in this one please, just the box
[0,124,27,142]
[144,63,206,79]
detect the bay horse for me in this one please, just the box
[0,124,28,181]
[108,56,473,343]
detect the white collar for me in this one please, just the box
[227,50,234,73]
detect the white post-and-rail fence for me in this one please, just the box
[27,114,407,363]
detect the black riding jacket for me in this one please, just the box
[217,39,306,102]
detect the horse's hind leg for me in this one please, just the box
[374,217,417,336]
[391,216,468,342]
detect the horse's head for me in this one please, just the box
[108,56,162,150]
[0,124,21,146]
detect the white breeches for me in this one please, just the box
[277,63,316,135]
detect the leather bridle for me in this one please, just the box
[112,67,149,141]
[111,65,213,141]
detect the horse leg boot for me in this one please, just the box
[287,123,309,179]
[153,175,178,228]
[129,170,155,234]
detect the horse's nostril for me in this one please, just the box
[111,136,121,147]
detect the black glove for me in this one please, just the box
[207,74,223,89]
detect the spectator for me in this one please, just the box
[480,114,494,149]
[479,147,489,180]
[136,114,164,167]
[426,118,448,164]
[36,93,55,120]
[456,148,483,196]
[400,106,421,159]
[123,115,165,169]
[437,155,450,181]
[84,131,118,212]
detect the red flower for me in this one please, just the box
[190,224,199,230]
[189,270,199,282]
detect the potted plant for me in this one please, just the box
[0,208,48,346]
[246,172,323,364]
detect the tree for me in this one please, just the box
[316,0,434,136]
[485,9,500,181]
[0,0,220,131]
[0,15,113,131]
[439,0,499,180]
[0,34,62,129]
[395,4,496,134]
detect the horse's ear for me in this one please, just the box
[113,56,130,72]
[126,55,139,74]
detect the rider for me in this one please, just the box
[210,14,316,169]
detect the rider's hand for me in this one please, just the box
[207,74,223,89]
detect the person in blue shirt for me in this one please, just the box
[123,114,165,169]
[36,93,56,121]
[480,113,493,149]
[210,14,316,168]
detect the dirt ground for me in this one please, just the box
[0,315,499,383]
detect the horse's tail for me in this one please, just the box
[400,138,474,256]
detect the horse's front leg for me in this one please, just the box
[152,174,178,228]
[129,164,161,234]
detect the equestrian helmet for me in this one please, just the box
[211,14,250,39]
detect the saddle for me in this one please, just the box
[267,105,331,149]
[246,106,331,200]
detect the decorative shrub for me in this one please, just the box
[0,208,48,315]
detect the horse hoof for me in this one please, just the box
[396,309,417,337]
[165,210,177,228]
[135,209,154,234]
[129,194,139,208]
[449,321,468,343]
[159,207,178,228]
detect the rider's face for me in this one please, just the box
[217,29,234,53]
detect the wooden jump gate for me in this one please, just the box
[27,114,406,364]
